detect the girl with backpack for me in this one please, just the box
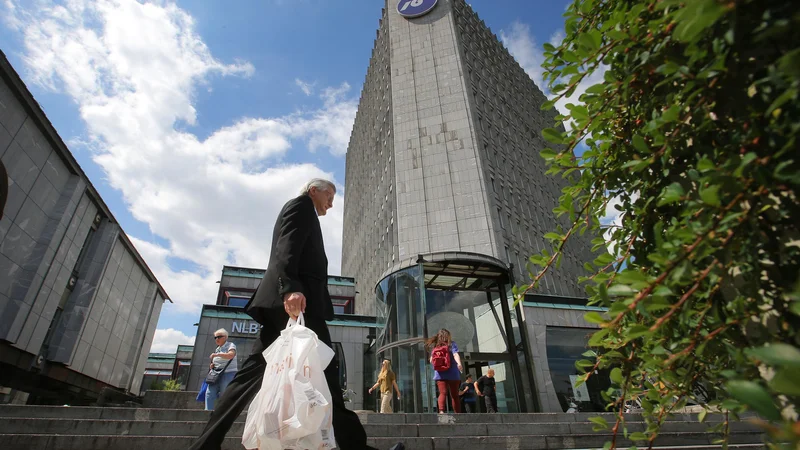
[426,328,463,413]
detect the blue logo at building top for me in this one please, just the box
[397,0,438,18]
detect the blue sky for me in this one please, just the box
[1,0,574,352]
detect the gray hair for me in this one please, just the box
[214,328,228,338]
[300,178,336,195]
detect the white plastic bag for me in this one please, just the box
[242,313,337,450]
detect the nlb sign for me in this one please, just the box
[231,321,261,335]
[397,0,438,18]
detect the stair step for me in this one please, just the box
[0,433,766,450]
[0,417,762,438]
[0,405,741,425]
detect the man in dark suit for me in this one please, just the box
[189,179,382,450]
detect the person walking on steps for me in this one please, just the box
[188,179,402,450]
[475,368,498,413]
[204,328,237,411]
[368,359,401,413]
[459,374,477,413]
[426,328,463,414]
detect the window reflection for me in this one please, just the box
[545,327,612,412]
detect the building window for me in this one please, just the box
[498,208,504,229]
[332,296,354,315]
[227,297,249,308]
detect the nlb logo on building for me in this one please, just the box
[397,0,438,18]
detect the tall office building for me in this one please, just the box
[343,0,594,314]
[342,0,599,413]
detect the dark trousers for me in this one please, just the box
[188,313,377,450]
[483,394,498,413]
[461,399,477,413]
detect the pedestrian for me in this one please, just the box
[426,328,463,414]
[188,179,398,450]
[204,329,237,411]
[368,359,401,413]
[459,374,477,413]
[475,368,498,413]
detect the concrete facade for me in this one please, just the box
[0,51,169,403]
[521,302,603,412]
[343,0,595,315]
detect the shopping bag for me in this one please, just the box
[196,381,207,402]
[242,313,337,450]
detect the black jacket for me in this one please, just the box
[245,194,334,324]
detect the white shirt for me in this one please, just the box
[212,341,238,373]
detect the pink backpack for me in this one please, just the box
[431,344,451,371]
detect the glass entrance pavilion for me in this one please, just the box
[374,252,533,413]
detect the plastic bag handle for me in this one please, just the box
[286,311,305,329]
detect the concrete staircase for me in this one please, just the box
[0,392,767,450]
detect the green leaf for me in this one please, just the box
[734,152,758,177]
[622,159,650,172]
[697,157,715,172]
[540,148,557,161]
[656,61,681,75]
[726,381,781,421]
[632,135,648,153]
[543,42,556,52]
[569,104,589,122]
[625,325,652,340]
[745,344,800,368]
[608,284,637,296]
[585,83,605,95]
[589,415,610,430]
[698,409,708,423]
[673,0,729,43]
[575,359,595,370]
[657,182,685,206]
[610,367,623,384]
[544,232,562,241]
[588,329,609,347]
[579,31,599,51]
[628,432,648,441]
[584,311,607,324]
[769,370,800,396]
[699,184,721,207]
[766,88,797,117]
[661,105,680,123]
[542,128,565,144]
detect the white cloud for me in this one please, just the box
[150,328,196,353]
[4,0,355,314]
[500,21,607,122]
[295,78,314,96]
[501,20,618,250]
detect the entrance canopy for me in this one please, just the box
[379,251,510,292]
[373,252,528,413]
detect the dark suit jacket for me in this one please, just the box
[245,194,334,325]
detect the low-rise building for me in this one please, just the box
[0,51,170,405]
